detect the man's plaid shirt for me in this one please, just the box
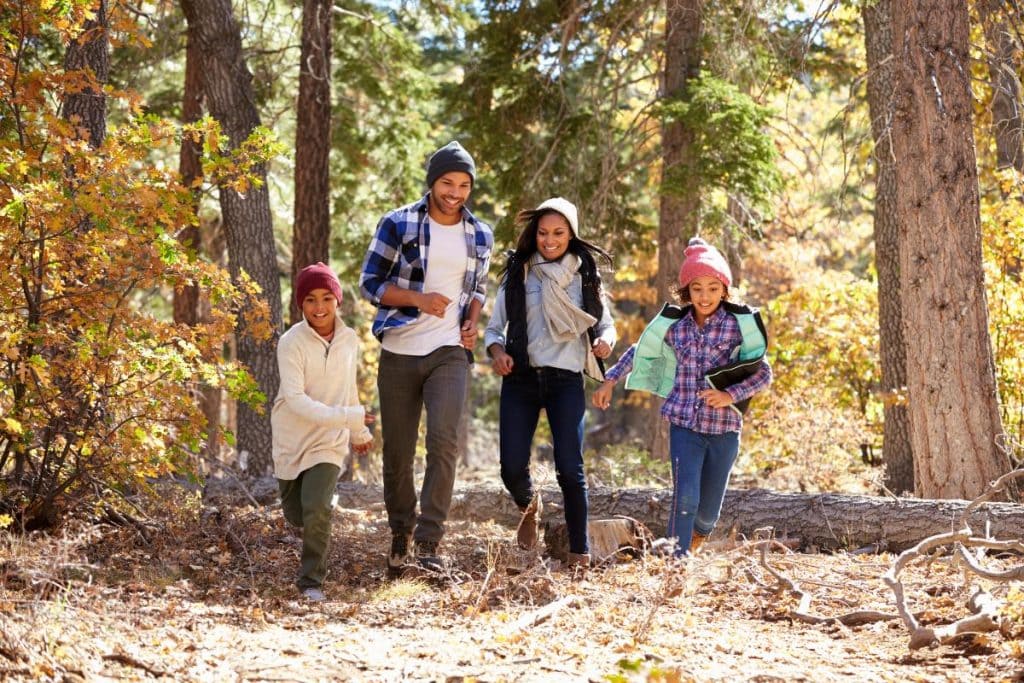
[606,306,772,434]
[359,194,493,340]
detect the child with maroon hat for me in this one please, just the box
[272,262,374,601]
[593,238,771,558]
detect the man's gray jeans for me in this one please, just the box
[377,345,469,545]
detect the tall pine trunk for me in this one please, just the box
[63,0,108,148]
[650,0,702,460]
[862,0,913,494]
[978,0,1024,173]
[290,0,333,326]
[181,0,283,476]
[890,1,1011,499]
[175,17,222,464]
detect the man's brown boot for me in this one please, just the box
[689,532,708,555]
[516,492,542,549]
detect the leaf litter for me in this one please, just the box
[1,483,1022,682]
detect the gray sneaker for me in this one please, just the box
[415,540,444,572]
[302,587,326,602]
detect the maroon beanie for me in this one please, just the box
[678,237,732,288]
[295,262,343,307]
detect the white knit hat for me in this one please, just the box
[535,197,579,236]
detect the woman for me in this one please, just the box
[484,197,615,568]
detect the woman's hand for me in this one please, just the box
[592,339,612,359]
[698,388,733,408]
[592,380,615,410]
[489,345,515,376]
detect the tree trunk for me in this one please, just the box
[862,0,913,495]
[290,0,333,326]
[978,0,1024,173]
[175,17,222,464]
[63,0,108,147]
[890,1,1011,500]
[651,0,703,461]
[181,0,283,476]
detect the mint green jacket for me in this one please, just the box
[624,301,768,412]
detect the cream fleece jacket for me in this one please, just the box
[271,313,373,480]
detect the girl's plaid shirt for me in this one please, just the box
[606,306,772,434]
[359,194,493,340]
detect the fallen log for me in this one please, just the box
[360,482,1024,553]
[206,477,1024,553]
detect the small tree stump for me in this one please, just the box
[545,517,654,563]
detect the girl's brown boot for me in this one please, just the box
[516,493,542,549]
[688,532,707,555]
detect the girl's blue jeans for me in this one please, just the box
[499,367,589,554]
[667,425,740,556]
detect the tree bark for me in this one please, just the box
[862,0,913,494]
[890,1,1011,499]
[978,0,1024,173]
[63,0,108,147]
[175,17,222,463]
[181,0,283,476]
[651,0,703,461]
[290,0,333,326]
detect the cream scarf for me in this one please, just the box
[529,252,603,379]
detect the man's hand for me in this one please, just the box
[417,291,451,318]
[460,319,478,350]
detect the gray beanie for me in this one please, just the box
[426,141,476,188]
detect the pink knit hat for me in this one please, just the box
[678,237,732,288]
[295,262,343,307]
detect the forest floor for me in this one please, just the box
[2,466,1024,682]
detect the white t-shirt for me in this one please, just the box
[382,217,468,355]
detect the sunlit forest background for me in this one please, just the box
[4,0,1024,530]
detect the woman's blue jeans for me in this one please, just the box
[499,367,589,554]
[667,425,740,556]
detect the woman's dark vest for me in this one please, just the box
[503,250,605,377]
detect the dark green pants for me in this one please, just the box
[278,462,340,589]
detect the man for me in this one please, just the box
[359,141,493,575]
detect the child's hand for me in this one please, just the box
[352,440,373,455]
[592,380,615,410]
[698,388,733,408]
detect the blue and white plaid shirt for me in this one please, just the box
[359,193,493,340]
[606,306,772,434]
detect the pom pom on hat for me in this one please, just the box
[426,141,476,188]
[295,262,343,307]
[535,197,580,236]
[678,237,732,288]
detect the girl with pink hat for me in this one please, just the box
[593,238,772,557]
